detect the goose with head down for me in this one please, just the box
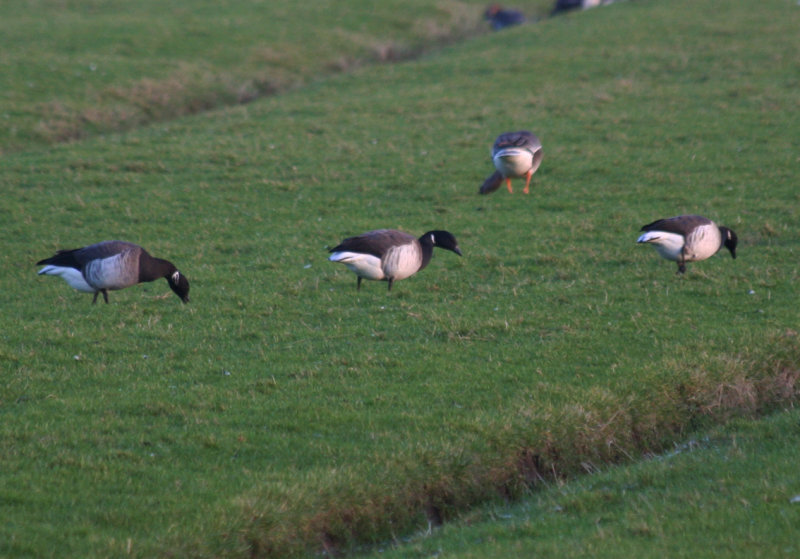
[37,240,190,304]
[479,130,543,195]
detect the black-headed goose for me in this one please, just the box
[479,130,543,195]
[637,215,738,274]
[37,241,190,303]
[328,229,462,291]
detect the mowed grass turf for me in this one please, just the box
[0,0,554,153]
[2,0,799,557]
[362,409,800,559]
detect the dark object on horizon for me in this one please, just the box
[484,4,526,30]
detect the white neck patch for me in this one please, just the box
[171,271,181,283]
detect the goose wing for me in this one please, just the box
[74,241,141,264]
[36,247,83,269]
[330,230,416,259]
[37,240,141,268]
[492,130,541,154]
[639,215,712,235]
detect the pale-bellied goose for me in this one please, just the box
[37,241,190,303]
[637,215,738,274]
[479,131,543,194]
[328,229,462,291]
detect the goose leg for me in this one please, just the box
[505,177,513,194]
[387,278,394,291]
[357,277,363,291]
[92,291,99,304]
[101,289,109,303]
[522,169,534,194]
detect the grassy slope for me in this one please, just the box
[0,0,553,153]
[362,409,800,559]
[1,0,799,557]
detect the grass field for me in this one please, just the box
[367,410,800,559]
[0,0,553,154]
[361,409,800,558]
[2,0,799,557]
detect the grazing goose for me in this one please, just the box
[637,215,738,274]
[328,229,462,291]
[37,241,190,303]
[479,131,543,195]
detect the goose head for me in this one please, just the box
[168,271,191,303]
[426,230,462,256]
[720,227,738,259]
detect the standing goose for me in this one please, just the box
[479,130,543,195]
[637,215,738,274]
[328,229,462,291]
[37,241,190,303]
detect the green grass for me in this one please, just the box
[360,409,800,558]
[1,0,799,557]
[0,0,553,153]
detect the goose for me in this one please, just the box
[479,131,543,194]
[328,229,462,291]
[551,0,612,16]
[37,241,190,303]
[484,5,526,31]
[637,215,738,274]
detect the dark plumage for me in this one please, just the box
[328,229,462,291]
[479,130,543,195]
[37,241,190,303]
[551,0,584,14]
[551,0,609,16]
[637,215,738,274]
[484,4,526,30]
